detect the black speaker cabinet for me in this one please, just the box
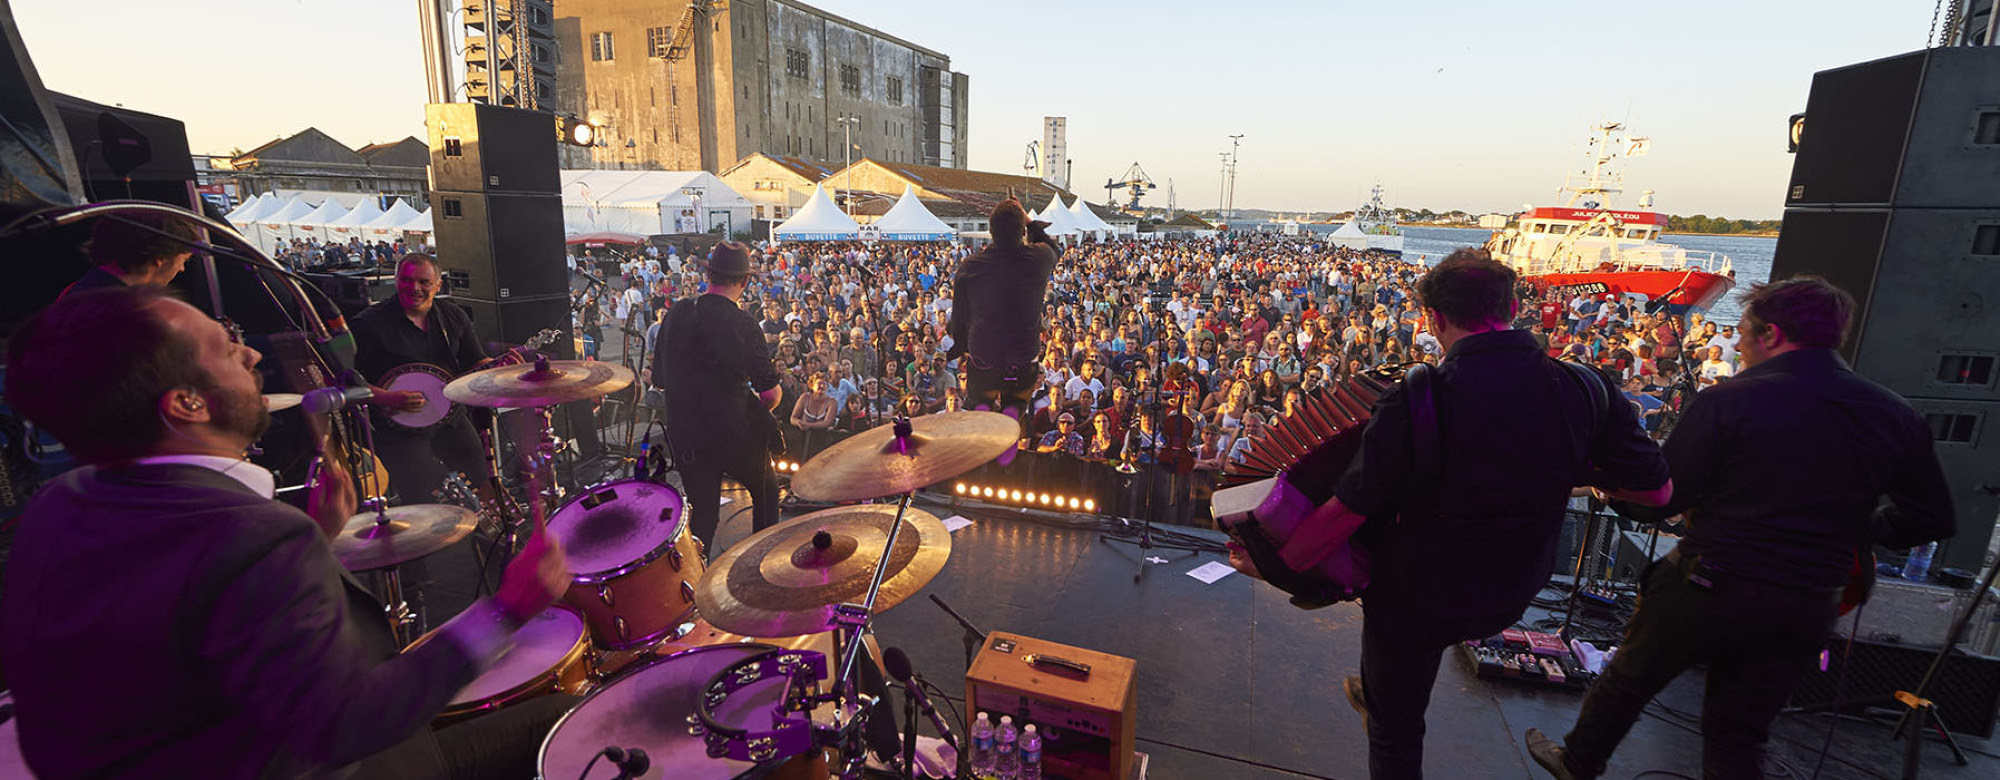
[430,191,567,302]
[450,295,575,359]
[425,102,560,195]
[1790,636,2000,737]
[1787,47,2000,209]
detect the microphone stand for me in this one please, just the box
[1097,312,1199,582]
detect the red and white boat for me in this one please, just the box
[1484,123,1735,312]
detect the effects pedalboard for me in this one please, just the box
[1458,629,1595,691]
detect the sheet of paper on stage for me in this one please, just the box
[942,515,974,532]
[1187,561,1236,584]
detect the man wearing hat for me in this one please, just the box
[652,242,783,547]
[947,199,1059,442]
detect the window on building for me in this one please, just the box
[887,77,903,105]
[647,26,669,58]
[590,32,614,61]
[840,64,860,95]
[786,48,808,79]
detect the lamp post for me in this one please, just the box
[835,115,861,217]
[1227,134,1244,225]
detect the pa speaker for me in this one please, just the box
[425,102,559,195]
[1786,46,2000,209]
[430,191,567,302]
[1789,636,2000,737]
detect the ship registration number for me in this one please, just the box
[1550,282,1611,296]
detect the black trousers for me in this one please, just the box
[1560,553,1838,780]
[373,416,488,506]
[964,362,1038,419]
[1357,601,1517,780]
[356,693,578,780]
[676,431,779,550]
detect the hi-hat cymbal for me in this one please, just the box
[443,360,634,408]
[790,412,1019,503]
[333,504,480,572]
[693,504,951,636]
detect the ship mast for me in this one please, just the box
[1561,122,1628,209]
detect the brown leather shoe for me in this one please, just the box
[1523,728,1583,780]
[1343,675,1370,734]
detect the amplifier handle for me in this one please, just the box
[1023,654,1092,678]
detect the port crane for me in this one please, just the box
[1104,163,1157,211]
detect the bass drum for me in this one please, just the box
[538,644,832,780]
[405,606,593,724]
[547,479,704,649]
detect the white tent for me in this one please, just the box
[772,185,861,241]
[1328,220,1370,250]
[560,169,755,237]
[325,198,383,242]
[255,196,315,252]
[1035,194,1085,236]
[361,198,423,242]
[1067,196,1116,235]
[286,199,350,245]
[402,208,433,235]
[872,185,956,241]
[226,193,274,225]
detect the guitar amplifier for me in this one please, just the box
[1839,578,2000,656]
[967,632,1136,780]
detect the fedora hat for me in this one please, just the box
[703,241,759,276]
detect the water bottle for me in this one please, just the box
[970,712,995,777]
[995,715,1019,779]
[1018,724,1043,780]
[1903,542,1937,583]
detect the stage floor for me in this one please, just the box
[414,483,1999,780]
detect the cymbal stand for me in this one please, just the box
[350,410,423,645]
[823,487,913,780]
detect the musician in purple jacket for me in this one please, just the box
[2,286,569,778]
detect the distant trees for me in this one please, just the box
[1665,214,1781,235]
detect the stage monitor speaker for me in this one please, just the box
[967,632,1136,780]
[1786,47,2000,209]
[1789,635,2000,737]
[425,102,559,195]
[430,191,567,302]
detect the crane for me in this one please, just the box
[1104,162,1157,211]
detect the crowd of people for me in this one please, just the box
[570,232,1759,495]
[270,235,414,272]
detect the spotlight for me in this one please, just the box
[1010,490,1024,502]
[1068,497,1081,510]
[955,483,967,495]
[556,114,597,147]
[1083,499,1096,512]
[1040,493,1052,505]
[983,487,995,498]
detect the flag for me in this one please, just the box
[1626,137,1652,157]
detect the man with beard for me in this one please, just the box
[348,254,494,504]
[2,286,570,778]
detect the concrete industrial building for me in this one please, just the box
[553,0,968,174]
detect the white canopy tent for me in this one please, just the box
[325,198,383,242]
[402,208,433,235]
[361,198,424,243]
[560,170,755,237]
[1327,220,1370,251]
[871,185,956,241]
[226,193,274,225]
[1035,194,1085,237]
[285,199,350,246]
[1067,196,1116,236]
[772,185,861,242]
[254,196,315,253]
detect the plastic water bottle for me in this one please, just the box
[994,715,1019,779]
[969,713,995,777]
[1018,724,1043,780]
[1904,542,1937,583]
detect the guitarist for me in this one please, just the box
[1525,276,1958,780]
[349,253,494,505]
[651,242,783,549]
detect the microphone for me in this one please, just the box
[883,646,957,749]
[601,746,650,778]
[301,385,375,414]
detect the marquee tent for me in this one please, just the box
[254,196,315,252]
[286,199,350,244]
[226,193,275,225]
[361,198,424,242]
[1067,196,1116,235]
[560,170,754,237]
[402,208,433,235]
[1034,194,1085,236]
[871,185,956,241]
[772,185,860,241]
[325,198,383,241]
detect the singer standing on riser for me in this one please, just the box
[349,254,495,505]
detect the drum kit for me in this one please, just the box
[334,352,1017,779]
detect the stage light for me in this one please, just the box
[1040,493,1052,505]
[1010,490,1024,502]
[1083,499,1096,512]
[1068,497,1081,510]
[955,483,967,495]
[983,487,995,498]
[556,114,597,147]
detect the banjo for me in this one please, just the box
[377,329,563,432]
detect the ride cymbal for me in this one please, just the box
[693,504,951,636]
[444,359,634,408]
[333,504,480,572]
[790,412,1018,503]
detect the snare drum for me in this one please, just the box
[539,644,827,780]
[407,606,592,724]
[547,479,705,649]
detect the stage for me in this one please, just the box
[412,480,1999,780]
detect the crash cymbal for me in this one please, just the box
[443,359,634,408]
[263,393,303,412]
[790,412,1019,503]
[333,504,480,572]
[693,504,951,636]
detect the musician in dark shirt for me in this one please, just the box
[348,254,492,504]
[1526,277,1956,780]
[947,199,1059,420]
[1233,249,1671,780]
[651,242,783,548]
[59,210,205,298]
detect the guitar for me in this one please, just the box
[377,329,562,432]
[301,363,392,504]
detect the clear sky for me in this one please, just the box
[11,1,1942,218]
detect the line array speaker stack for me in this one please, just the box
[1771,46,2000,574]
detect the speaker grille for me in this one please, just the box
[1790,636,2000,737]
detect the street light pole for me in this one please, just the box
[835,115,860,217]
[1227,134,1244,224]
[1218,152,1228,225]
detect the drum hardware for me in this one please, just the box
[545,478,702,650]
[331,503,479,645]
[378,328,563,433]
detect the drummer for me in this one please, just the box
[1,286,573,778]
[349,253,495,504]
